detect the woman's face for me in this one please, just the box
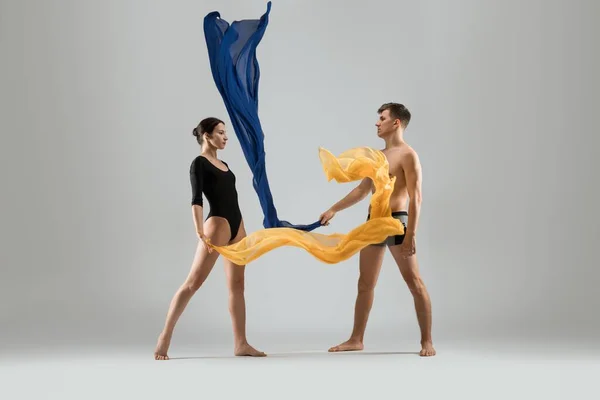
[205,123,228,150]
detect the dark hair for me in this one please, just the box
[377,103,411,129]
[192,117,224,145]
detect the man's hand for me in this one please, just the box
[319,208,336,226]
[398,233,416,258]
[197,232,213,253]
[318,178,371,226]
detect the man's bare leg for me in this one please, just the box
[329,244,386,352]
[388,245,436,356]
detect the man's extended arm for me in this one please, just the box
[319,178,372,224]
[331,177,372,213]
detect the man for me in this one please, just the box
[319,102,436,357]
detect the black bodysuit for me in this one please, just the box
[190,155,242,241]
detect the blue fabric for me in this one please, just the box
[203,2,322,231]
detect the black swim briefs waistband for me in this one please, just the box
[367,211,408,220]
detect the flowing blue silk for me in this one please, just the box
[203,2,322,231]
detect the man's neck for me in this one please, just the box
[383,131,405,149]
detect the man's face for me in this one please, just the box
[375,109,398,138]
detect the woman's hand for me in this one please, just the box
[197,231,213,253]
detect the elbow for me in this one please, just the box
[410,193,422,207]
[358,188,371,201]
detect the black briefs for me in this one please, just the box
[366,211,408,247]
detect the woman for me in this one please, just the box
[154,117,266,359]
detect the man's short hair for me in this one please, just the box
[378,102,411,129]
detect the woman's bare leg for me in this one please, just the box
[224,220,266,357]
[154,217,231,360]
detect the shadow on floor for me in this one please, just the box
[167,350,420,360]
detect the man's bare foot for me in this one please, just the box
[154,334,171,360]
[420,341,436,357]
[328,339,364,352]
[234,343,267,357]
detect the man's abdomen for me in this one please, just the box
[389,191,409,212]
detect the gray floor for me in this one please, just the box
[2,338,598,400]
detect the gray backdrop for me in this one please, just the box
[1,0,598,352]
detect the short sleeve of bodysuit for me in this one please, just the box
[190,157,204,206]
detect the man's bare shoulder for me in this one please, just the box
[404,145,420,163]
[382,144,419,167]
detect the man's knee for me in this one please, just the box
[358,276,377,293]
[405,275,426,296]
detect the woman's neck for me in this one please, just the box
[201,146,218,158]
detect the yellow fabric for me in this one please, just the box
[206,146,404,265]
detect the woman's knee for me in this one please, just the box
[227,274,245,294]
[184,277,205,293]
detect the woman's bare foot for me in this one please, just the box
[154,334,171,360]
[420,341,436,357]
[328,339,364,352]
[234,342,267,357]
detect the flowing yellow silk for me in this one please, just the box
[206,146,404,265]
